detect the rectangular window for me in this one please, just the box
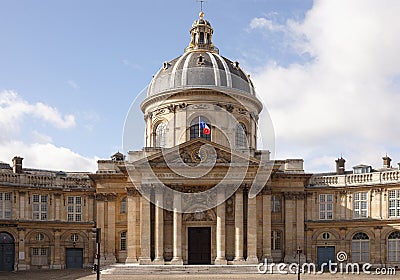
[353,192,368,218]
[120,231,127,251]
[319,194,333,220]
[388,190,400,218]
[271,195,281,213]
[0,192,12,219]
[31,247,49,266]
[67,196,83,222]
[352,240,370,263]
[271,231,281,250]
[32,194,47,221]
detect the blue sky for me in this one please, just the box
[1,0,400,172]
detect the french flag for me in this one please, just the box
[199,118,210,135]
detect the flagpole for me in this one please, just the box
[198,116,201,138]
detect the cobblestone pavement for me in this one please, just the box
[0,270,398,280]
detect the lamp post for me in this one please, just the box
[92,228,101,280]
[297,246,302,280]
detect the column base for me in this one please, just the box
[125,257,138,264]
[232,257,245,264]
[284,253,306,264]
[246,256,259,264]
[261,255,273,262]
[138,257,152,265]
[100,254,117,265]
[170,257,183,265]
[17,264,28,271]
[153,257,165,265]
[51,264,62,269]
[214,258,227,265]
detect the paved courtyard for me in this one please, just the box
[0,269,397,280]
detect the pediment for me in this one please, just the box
[133,138,261,168]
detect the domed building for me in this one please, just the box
[142,11,261,152]
[1,9,399,273]
[93,11,308,266]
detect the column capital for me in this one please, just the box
[106,193,117,201]
[262,187,272,195]
[126,187,139,197]
[95,193,107,201]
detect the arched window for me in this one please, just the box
[236,123,247,149]
[120,231,127,251]
[120,197,127,214]
[190,117,211,141]
[388,231,400,262]
[271,195,281,213]
[155,122,166,148]
[352,232,370,262]
[271,230,281,250]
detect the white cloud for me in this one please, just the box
[249,17,285,32]
[0,90,97,172]
[253,0,400,172]
[0,140,98,172]
[31,130,53,144]
[0,90,76,130]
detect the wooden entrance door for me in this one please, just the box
[0,232,14,271]
[188,227,211,265]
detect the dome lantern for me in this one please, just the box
[186,12,217,53]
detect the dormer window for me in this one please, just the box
[233,61,240,69]
[353,164,372,174]
[197,55,205,65]
[163,62,170,70]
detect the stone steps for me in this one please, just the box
[101,264,261,275]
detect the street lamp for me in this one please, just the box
[297,246,302,280]
[92,228,101,280]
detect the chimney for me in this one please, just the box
[12,156,23,174]
[383,155,392,169]
[335,157,346,175]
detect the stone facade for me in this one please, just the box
[0,11,399,272]
[0,157,96,270]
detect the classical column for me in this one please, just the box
[154,189,164,264]
[215,190,227,264]
[139,190,152,264]
[171,192,183,264]
[262,191,272,261]
[126,187,138,263]
[233,188,244,263]
[246,194,258,263]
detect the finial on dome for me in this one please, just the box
[197,0,206,13]
[185,1,218,53]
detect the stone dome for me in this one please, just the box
[147,52,255,96]
[147,12,256,97]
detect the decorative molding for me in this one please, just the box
[126,187,139,197]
